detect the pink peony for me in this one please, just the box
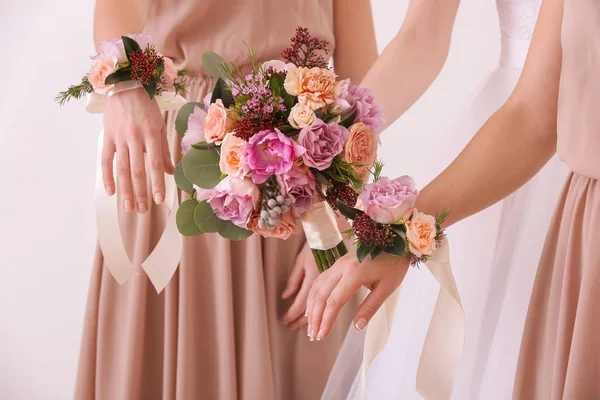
[277,167,317,218]
[243,129,306,184]
[207,177,260,227]
[88,56,118,95]
[359,176,419,224]
[181,106,207,154]
[298,119,349,170]
[406,209,437,257]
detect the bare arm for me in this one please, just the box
[94,0,146,44]
[417,0,563,226]
[361,0,460,131]
[333,0,379,82]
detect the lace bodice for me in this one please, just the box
[496,0,542,68]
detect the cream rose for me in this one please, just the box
[219,132,247,178]
[287,103,316,129]
[247,212,299,240]
[284,66,339,110]
[88,56,118,95]
[344,122,378,180]
[406,210,437,258]
[203,99,234,145]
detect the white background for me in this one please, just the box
[0,1,499,398]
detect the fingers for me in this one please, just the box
[283,276,312,325]
[101,139,116,196]
[145,135,166,205]
[308,271,342,341]
[288,314,308,330]
[316,275,363,340]
[128,144,148,213]
[282,256,305,300]
[161,126,174,174]
[353,283,396,332]
[115,143,134,212]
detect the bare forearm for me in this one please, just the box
[416,99,556,226]
[94,0,146,45]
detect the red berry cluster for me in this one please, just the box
[233,114,287,141]
[129,48,162,86]
[326,183,358,211]
[281,27,330,69]
[352,214,395,249]
[264,66,287,80]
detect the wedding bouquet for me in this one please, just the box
[175,27,383,271]
[337,163,449,265]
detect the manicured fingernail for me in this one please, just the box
[137,202,147,213]
[124,199,133,212]
[304,308,308,318]
[307,324,311,337]
[317,330,323,341]
[355,318,367,331]
[106,186,114,196]
[154,192,164,204]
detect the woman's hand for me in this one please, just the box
[306,250,409,341]
[102,88,174,213]
[281,242,320,330]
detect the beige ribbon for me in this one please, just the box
[89,87,186,293]
[362,240,465,399]
[301,201,344,250]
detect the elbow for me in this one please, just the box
[394,22,452,70]
[504,96,558,157]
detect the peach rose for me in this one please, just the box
[219,132,247,178]
[344,122,378,180]
[161,55,178,88]
[288,103,316,129]
[284,66,339,109]
[405,210,437,258]
[203,99,234,145]
[88,56,118,95]
[247,212,299,240]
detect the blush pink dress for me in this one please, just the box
[74,2,358,399]
[513,1,600,398]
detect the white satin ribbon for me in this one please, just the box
[362,239,465,400]
[301,201,344,250]
[89,88,186,293]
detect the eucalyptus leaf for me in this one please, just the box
[182,147,222,189]
[175,102,204,136]
[370,247,384,260]
[219,221,253,241]
[283,91,295,111]
[191,141,217,151]
[202,51,229,81]
[340,109,358,129]
[269,73,285,97]
[277,125,297,134]
[105,69,132,85]
[194,201,225,233]
[176,199,203,236]
[122,36,141,60]
[174,161,194,195]
[385,234,406,258]
[211,78,235,108]
[357,244,375,263]
[337,199,363,220]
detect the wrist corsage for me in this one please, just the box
[55,34,188,106]
[337,162,449,265]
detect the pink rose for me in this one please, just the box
[359,176,419,224]
[181,106,207,154]
[277,167,317,218]
[284,66,339,109]
[88,56,118,95]
[298,119,349,170]
[247,212,299,240]
[243,129,306,184]
[160,55,178,88]
[406,210,437,257]
[98,34,150,63]
[203,99,234,145]
[207,177,260,227]
[219,132,247,178]
[344,122,378,180]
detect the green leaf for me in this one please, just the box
[357,243,375,263]
[310,168,334,188]
[211,77,235,108]
[191,141,216,151]
[370,247,384,260]
[122,36,141,60]
[202,51,229,81]
[174,161,194,195]
[337,199,363,220]
[340,109,358,129]
[176,199,203,236]
[219,221,253,241]
[194,201,226,233]
[269,73,285,97]
[277,125,297,134]
[390,224,406,236]
[143,81,157,99]
[175,102,204,136]
[182,147,222,189]
[104,68,132,85]
[384,234,406,258]
[284,93,295,111]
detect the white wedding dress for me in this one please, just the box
[322,1,570,399]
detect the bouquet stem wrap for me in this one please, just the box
[301,201,347,271]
